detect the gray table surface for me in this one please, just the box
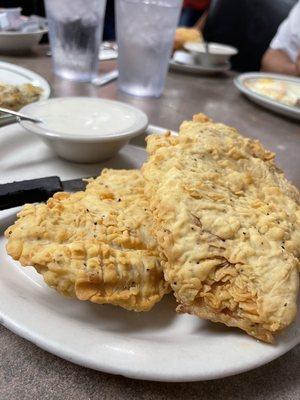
[0,47,299,400]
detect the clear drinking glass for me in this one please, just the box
[44,0,107,82]
[116,0,182,97]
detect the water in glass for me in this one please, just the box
[45,0,106,82]
[116,0,182,97]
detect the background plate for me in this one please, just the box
[234,72,300,120]
[0,123,299,382]
[0,61,51,125]
[170,57,230,75]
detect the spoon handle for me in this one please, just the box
[0,107,42,123]
[204,41,210,54]
[92,70,119,87]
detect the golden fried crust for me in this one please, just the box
[174,27,202,50]
[5,169,169,311]
[142,114,300,342]
[0,83,42,111]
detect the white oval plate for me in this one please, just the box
[0,123,299,382]
[170,51,230,75]
[234,72,300,120]
[0,61,51,125]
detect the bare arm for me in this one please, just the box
[194,10,208,32]
[261,48,298,76]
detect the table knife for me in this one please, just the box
[0,176,88,211]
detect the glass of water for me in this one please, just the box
[45,0,107,82]
[116,0,182,97]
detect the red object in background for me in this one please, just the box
[183,0,210,10]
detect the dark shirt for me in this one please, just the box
[203,0,297,71]
[0,0,45,16]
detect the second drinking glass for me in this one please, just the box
[116,0,182,97]
[45,0,107,82]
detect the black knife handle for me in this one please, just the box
[0,176,63,211]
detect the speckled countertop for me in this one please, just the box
[1,326,299,400]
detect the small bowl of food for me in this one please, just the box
[0,10,48,53]
[184,41,238,67]
[18,97,149,163]
[0,29,48,53]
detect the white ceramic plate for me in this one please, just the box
[234,72,300,120]
[170,51,230,75]
[0,123,299,382]
[0,61,51,125]
[184,42,238,67]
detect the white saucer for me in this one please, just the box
[170,51,230,75]
[0,123,299,382]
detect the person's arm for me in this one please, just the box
[193,10,208,32]
[261,48,298,76]
[262,2,300,76]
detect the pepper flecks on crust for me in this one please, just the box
[142,113,300,343]
[5,169,169,312]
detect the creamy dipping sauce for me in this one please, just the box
[30,98,141,136]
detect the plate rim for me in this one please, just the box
[1,294,299,383]
[169,57,230,74]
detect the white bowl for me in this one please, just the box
[0,29,48,53]
[184,41,238,67]
[19,97,149,163]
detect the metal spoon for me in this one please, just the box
[0,107,42,123]
[204,41,210,55]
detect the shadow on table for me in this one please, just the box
[67,294,178,334]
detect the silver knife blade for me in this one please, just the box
[62,177,89,192]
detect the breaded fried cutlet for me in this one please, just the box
[0,82,42,111]
[142,113,300,342]
[5,169,169,311]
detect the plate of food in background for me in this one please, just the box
[170,29,236,75]
[0,61,51,125]
[234,73,300,120]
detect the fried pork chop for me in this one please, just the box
[5,169,169,311]
[142,114,300,342]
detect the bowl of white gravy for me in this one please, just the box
[19,97,149,163]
